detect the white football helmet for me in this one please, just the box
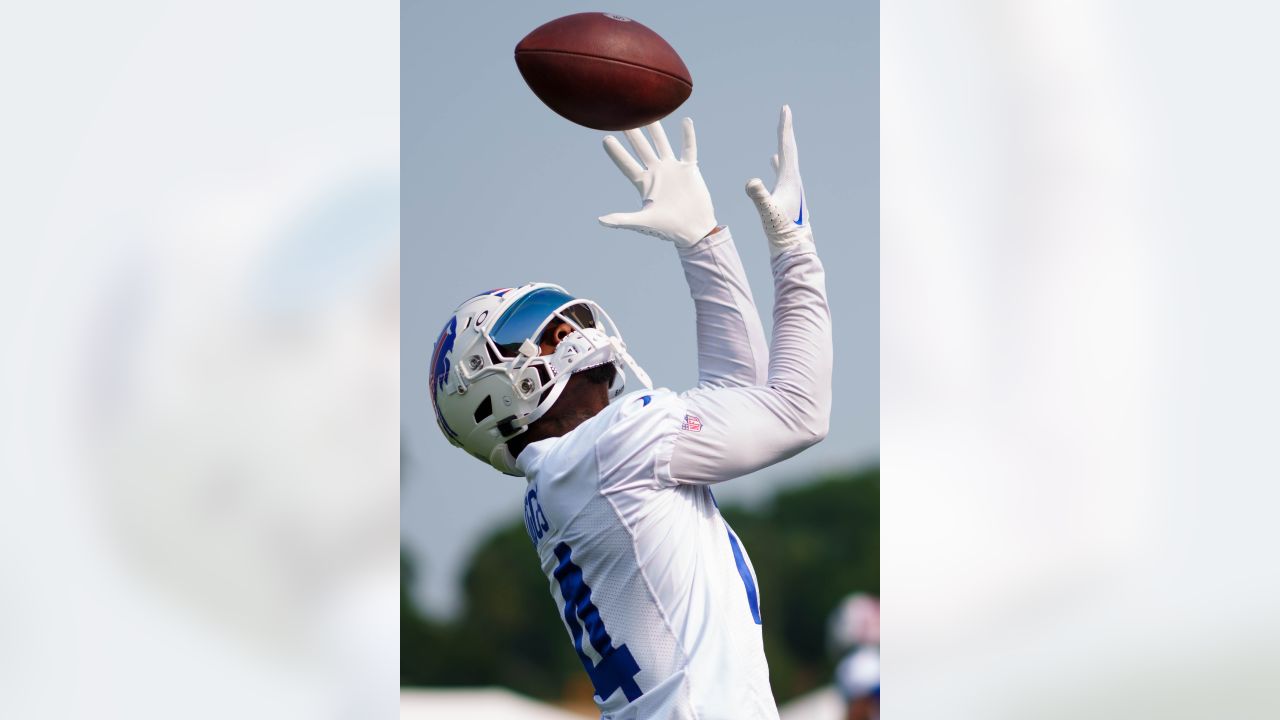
[429,283,652,476]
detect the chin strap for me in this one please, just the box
[556,331,653,392]
[615,337,653,390]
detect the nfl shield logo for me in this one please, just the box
[681,414,702,432]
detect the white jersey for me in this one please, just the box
[514,228,832,719]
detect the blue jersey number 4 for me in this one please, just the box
[553,543,644,703]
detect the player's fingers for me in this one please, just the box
[771,153,780,175]
[777,104,800,173]
[598,211,647,230]
[624,128,659,167]
[603,135,644,184]
[647,120,675,160]
[746,177,772,204]
[680,117,697,163]
[746,178,789,232]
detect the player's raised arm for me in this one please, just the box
[597,118,769,389]
[663,105,833,484]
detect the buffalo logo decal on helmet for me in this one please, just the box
[430,316,459,439]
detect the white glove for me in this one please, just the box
[746,105,814,258]
[598,118,719,249]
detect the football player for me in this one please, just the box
[429,106,831,719]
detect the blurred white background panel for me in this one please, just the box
[0,1,398,718]
[884,1,1280,718]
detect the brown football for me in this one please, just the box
[514,12,692,131]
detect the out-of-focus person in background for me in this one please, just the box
[829,594,880,720]
[835,649,879,720]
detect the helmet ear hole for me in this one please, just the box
[473,396,493,423]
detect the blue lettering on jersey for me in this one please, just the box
[553,543,644,703]
[523,486,550,546]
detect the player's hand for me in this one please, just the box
[599,118,719,249]
[746,105,815,258]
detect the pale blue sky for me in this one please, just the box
[402,0,878,616]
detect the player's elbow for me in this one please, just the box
[799,413,829,448]
[781,418,827,458]
[781,393,830,451]
[801,385,832,445]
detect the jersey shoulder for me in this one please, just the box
[601,387,685,439]
[593,388,688,491]
[519,387,683,495]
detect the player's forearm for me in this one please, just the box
[664,246,830,483]
[678,227,769,389]
[667,254,830,483]
[764,243,832,441]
